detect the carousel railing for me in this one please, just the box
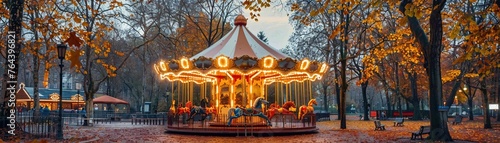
[166,113,317,129]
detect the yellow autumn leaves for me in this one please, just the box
[403,3,424,18]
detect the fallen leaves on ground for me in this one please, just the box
[320,118,499,143]
[6,117,500,143]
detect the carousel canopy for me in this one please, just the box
[93,95,129,104]
[154,15,328,84]
[191,15,288,60]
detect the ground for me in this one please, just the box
[2,115,499,143]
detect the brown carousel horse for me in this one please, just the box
[298,99,317,120]
[267,101,297,120]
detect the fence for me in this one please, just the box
[131,113,167,125]
[1,111,59,140]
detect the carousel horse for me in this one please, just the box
[282,101,297,112]
[205,106,217,116]
[186,99,214,121]
[267,101,297,120]
[204,106,217,121]
[227,97,272,126]
[298,99,317,120]
[186,105,206,121]
[168,104,177,115]
[177,102,192,116]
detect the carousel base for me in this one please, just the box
[165,122,318,136]
[209,122,268,127]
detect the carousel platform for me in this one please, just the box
[165,122,318,136]
[209,122,268,127]
[165,113,318,136]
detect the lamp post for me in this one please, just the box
[57,44,67,140]
[76,83,81,109]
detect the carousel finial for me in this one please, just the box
[234,14,247,26]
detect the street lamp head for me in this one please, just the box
[76,83,82,90]
[57,44,68,60]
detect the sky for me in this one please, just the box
[243,7,293,50]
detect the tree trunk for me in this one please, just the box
[395,63,403,118]
[496,68,500,121]
[31,7,42,117]
[333,39,341,120]
[339,4,350,129]
[385,90,392,118]
[323,85,328,112]
[480,81,492,129]
[410,72,422,120]
[340,57,347,129]
[468,97,474,120]
[362,82,369,120]
[335,73,341,119]
[33,49,40,117]
[399,0,452,141]
[398,96,403,117]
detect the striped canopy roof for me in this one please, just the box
[190,15,289,60]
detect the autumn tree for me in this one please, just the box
[179,0,240,48]
[20,0,67,117]
[120,0,171,113]
[284,0,341,116]
[55,0,159,125]
[445,0,500,128]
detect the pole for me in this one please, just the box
[57,58,64,140]
[77,89,80,109]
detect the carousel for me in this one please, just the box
[155,14,327,135]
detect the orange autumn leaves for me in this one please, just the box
[65,31,83,68]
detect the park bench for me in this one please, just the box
[492,123,500,129]
[411,125,431,140]
[394,118,404,126]
[452,116,463,125]
[374,120,386,131]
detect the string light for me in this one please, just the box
[155,55,327,85]
[180,58,190,69]
[319,63,328,73]
[154,64,160,74]
[159,61,167,71]
[217,56,229,68]
[263,57,275,68]
[300,59,310,70]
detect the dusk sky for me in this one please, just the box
[243,6,292,50]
